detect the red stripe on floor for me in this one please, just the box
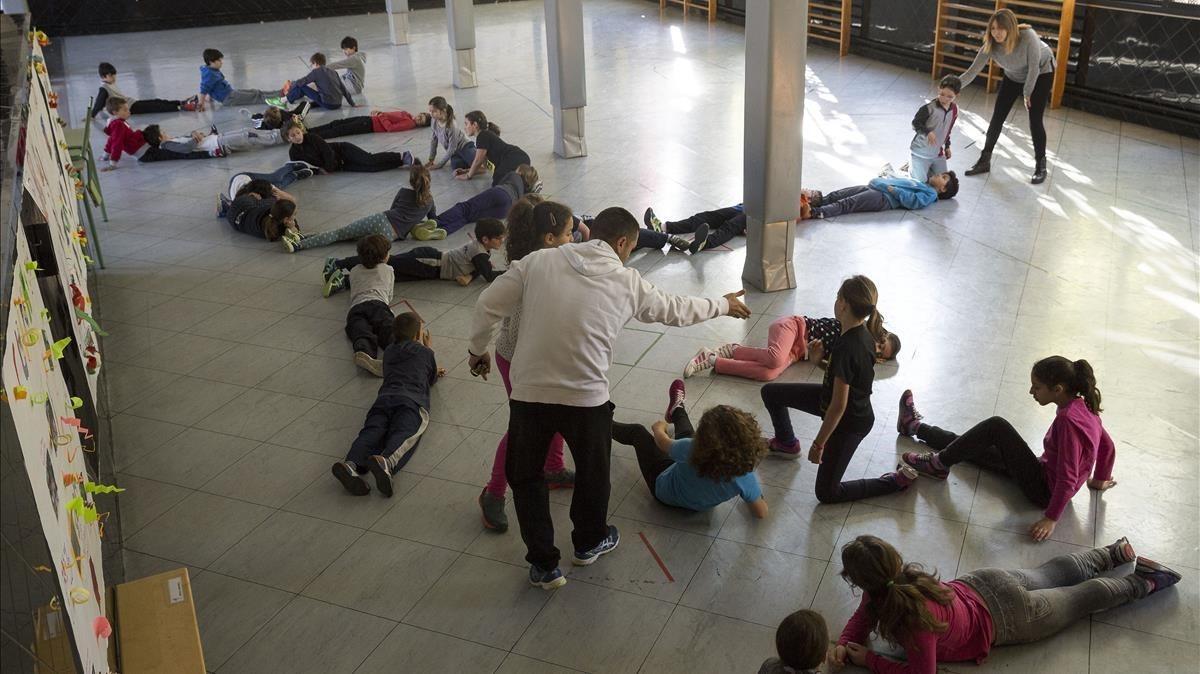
[639,531,674,582]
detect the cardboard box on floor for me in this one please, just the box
[114,568,205,673]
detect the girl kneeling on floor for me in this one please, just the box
[897,356,1116,541]
[611,380,768,518]
[824,535,1178,673]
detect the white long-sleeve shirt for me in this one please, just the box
[469,240,729,407]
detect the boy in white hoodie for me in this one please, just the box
[468,206,751,589]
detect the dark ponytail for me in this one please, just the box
[262,199,296,242]
[428,96,455,126]
[839,535,952,648]
[506,198,572,263]
[838,275,884,339]
[409,164,432,206]
[465,110,500,135]
[1031,356,1103,414]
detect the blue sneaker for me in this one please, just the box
[571,525,619,566]
[529,564,566,589]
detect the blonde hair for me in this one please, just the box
[983,9,1031,55]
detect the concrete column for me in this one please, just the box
[446,0,478,89]
[385,0,410,45]
[544,0,587,158]
[742,1,807,292]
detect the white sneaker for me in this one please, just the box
[354,352,383,377]
[716,343,739,358]
[683,348,716,378]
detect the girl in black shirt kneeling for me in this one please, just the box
[760,275,917,503]
[285,121,415,173]
[456,110,532,187]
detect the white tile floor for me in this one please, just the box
[54,1,1198,672]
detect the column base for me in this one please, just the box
[742,218,795,292]
[452,49,478,89]
[553,106,587,158]
[388,12,410,45]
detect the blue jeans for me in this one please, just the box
[435,187,513,235]
[450,142,477,171]
[242,162,308,189]
[286,84,340,110]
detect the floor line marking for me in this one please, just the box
[639,531,674,583]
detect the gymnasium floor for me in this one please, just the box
[55,1,1197,672]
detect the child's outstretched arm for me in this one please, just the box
[747,498,768,519]
[455,148,488,179]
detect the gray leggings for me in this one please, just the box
[293,212,395,251]
[811,185,892,218]
[959,545,1146,646]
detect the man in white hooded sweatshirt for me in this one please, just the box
[468,206,751,588]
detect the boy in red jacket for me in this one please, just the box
[100,97,217,170]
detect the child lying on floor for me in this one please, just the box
[101,98,219,169]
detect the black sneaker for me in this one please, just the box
[571,525,620,566]
[687,223,710,254]
[1135,557,1182,595]
[332,461,369,495]
[368,455,394,497]
[644,207,663,232]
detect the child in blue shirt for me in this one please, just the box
[801,167,959,220]
[611,380,769,518]
[197,48,282,111]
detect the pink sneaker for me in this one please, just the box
[665,379,686,421]
[902,451,948,480]
[716,343,739,358]
[683,348,716,378]
[897,389,923,437]
[768,437,801,459]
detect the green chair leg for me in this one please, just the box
[77,193,105,269]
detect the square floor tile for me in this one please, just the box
[113,474,192,537]
[191,571,293,670]
[256,353,357,400]
[103,365,180,414]
[202,443,330,506]
[354,623,506,674]
[369,477,484,551]
[191,343,300,387]
[189,304,288,343]
[1087,622,1200,674]
[247,313,345,353]
[495,654,579,674]
[565,516,713,602]
[717,484,850,561]
[302,532,459,620]
[194,388,318,442]
[124,491,272,567]
[641,606,776,674]
[109,413,187,470]
[282,468,421,528]
[122,428,259,489]
[219,596,394,674]
[428,428,503,487]
[210,511,362,592]
[515,579,674,673]
[680,538,828,628]
[124,376,246,426]
[268,400,372,458]
[405,554,551,649]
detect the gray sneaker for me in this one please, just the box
[479,489,508,532]
[354,351,383,377]
[332,461,369,495]
[368,455,394,497]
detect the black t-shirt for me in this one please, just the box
[227,195,275,238]
[474,129,520,167]
[819,324,875,432]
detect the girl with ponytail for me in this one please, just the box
[897,356,1117,541]
[760,275,918,503]
[478,197,577,532]
[832,534,1180,671]
[458,110,532,187]
[425,96,476,171]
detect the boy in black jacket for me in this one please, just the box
[332,313,445,497]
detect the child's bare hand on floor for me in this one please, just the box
[1029,516,1057,542]
[436,367,447,378]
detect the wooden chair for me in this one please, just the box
[660,0,717,23]
[62,98,106,268]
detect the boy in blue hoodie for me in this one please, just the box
[197,49,282,111]
[801,168,958,220]
[331,312,445,498]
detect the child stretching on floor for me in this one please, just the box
[800,168,958,220]
[197,49,281,111]
[342,235,395,377]
[457,110,531,186]
[433,164,540,235]
[684,313,901,380]
[327,36,367,95]
[323,218,507,295]
[611,380,769,518]
[216,164,313,217]
[282,52,355,110]
[223,180,299,242]
[100,98,217,170]
[908,75,960,181]
[898,357,1117,542]
[306,109,431,139]
[285,121,415,174]
[90,62,197,122]
[828,535,1179,673]
[478,198,577,531]
[332,312,445,497]
[761,276,917,503]
[759,610,828,674]
[425,97,477,171]
[285,165,438,254]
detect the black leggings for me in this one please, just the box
[139,146,209,162]
[307,117,374,139]
[612,408,694,500]
[760,383,899,503]
[983,72,1054,162]
[130,99,183,114]
[921,417,1051,508]
[336,143,410,172]
[666,207,747,249]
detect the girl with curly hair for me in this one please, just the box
[829,535,1178,672]
[611,380,769,517]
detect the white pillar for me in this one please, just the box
[446,0,478,89]
[742,0,807,292]
[385,0,410,45]
[544,0,587,158]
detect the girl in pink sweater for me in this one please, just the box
[682,314,900,381]
[897,356,1116,541]
[828,535,1179,673]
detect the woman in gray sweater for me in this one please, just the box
[960,9,1055,184]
